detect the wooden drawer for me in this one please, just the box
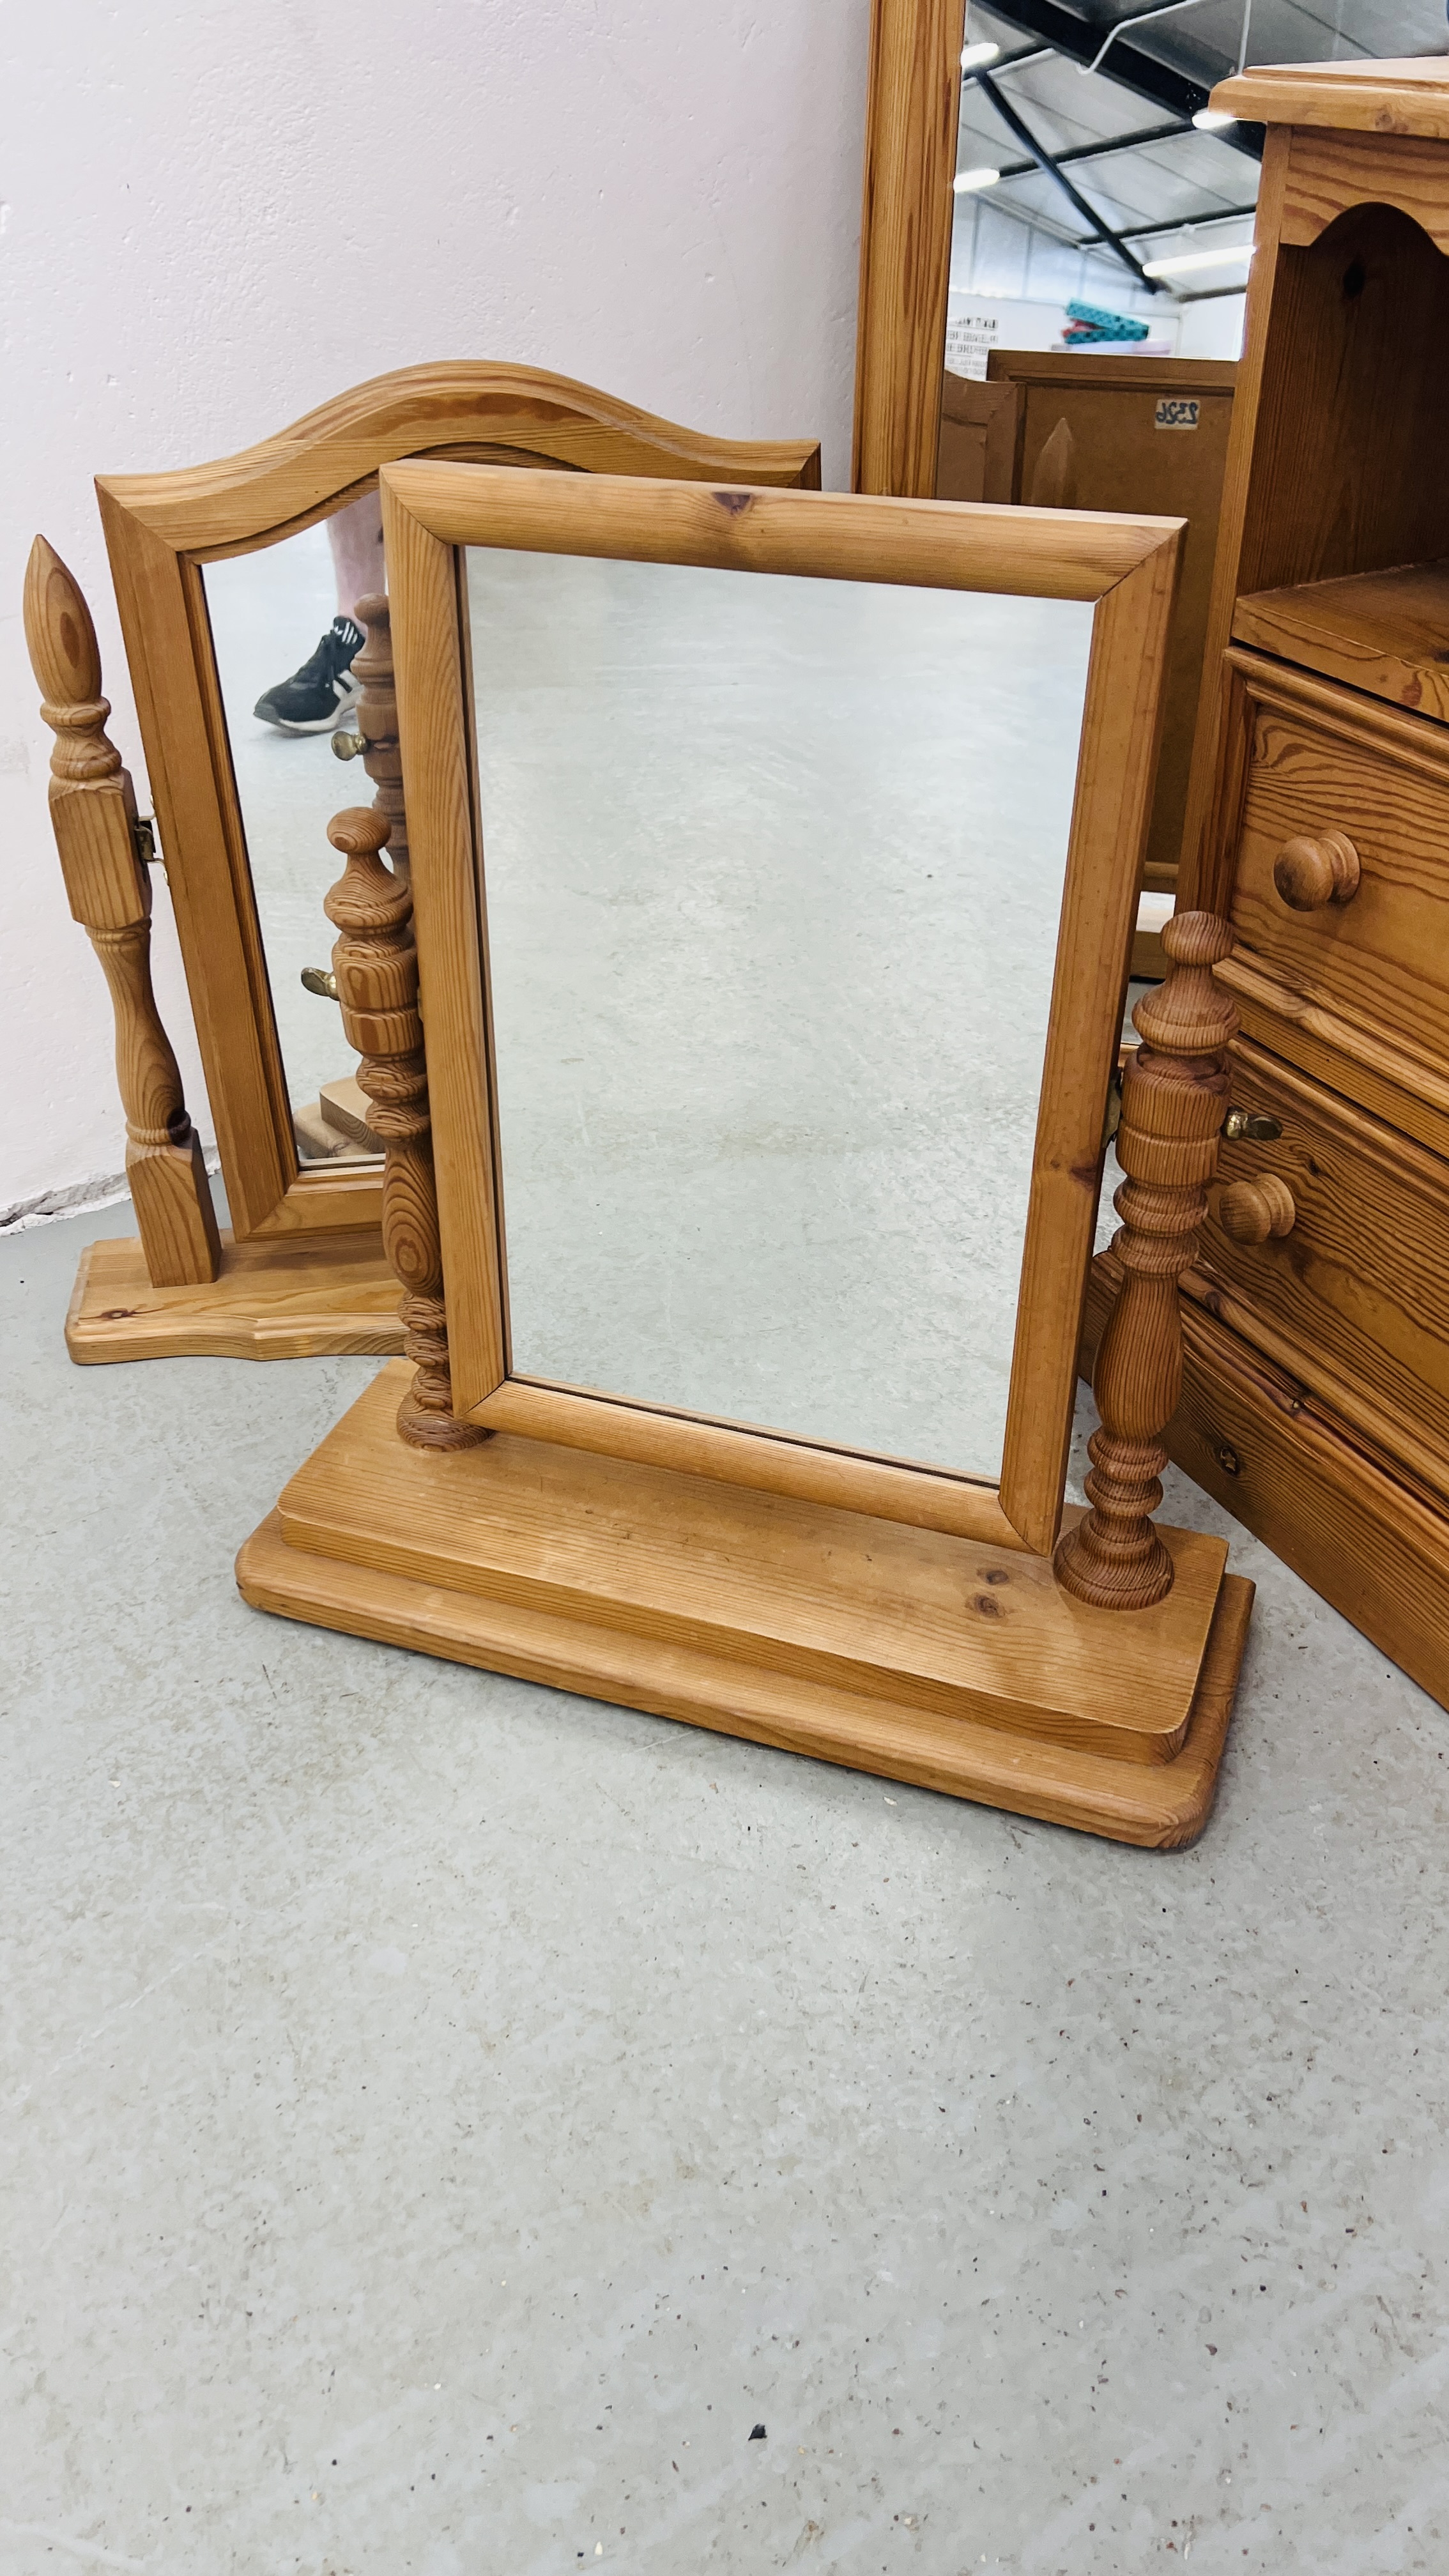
[1218,651,1449,1080]
[1194,1036,1449,1499]
[1083,1253,1449,1717]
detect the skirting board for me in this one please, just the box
[236,1361,1254,1847]
[66,1230,406,1363]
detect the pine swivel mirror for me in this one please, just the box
[56,366,816,1367]
[239,463,1255,1848]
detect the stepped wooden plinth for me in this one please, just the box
[66,1230,404,1363]
[237,1361,1252,1848]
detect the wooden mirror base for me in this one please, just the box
[236,1362,1253,1848]
[65,1230,404,1364]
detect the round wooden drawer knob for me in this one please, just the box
[1218,1172,1297,1245]
[1272,831,1360,912]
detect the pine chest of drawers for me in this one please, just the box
[1085,55,1449,1708]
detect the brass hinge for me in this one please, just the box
[1222,1106,1282,1142]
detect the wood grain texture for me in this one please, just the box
[1234,558,1449,726]
[1232,199,1449,610]
[1162,64,1449,1695]
[992,355,1238,400]
[324,806,486,1449]
[379,482,508,1414]
[852,0,964,498]
[100,361,822,552]
[1177,127,1292,911]
[474,1377,1023,1547]
[1270,832,1360,914]
[988,352,1237,890]
[260,1360,1230,1767]
[1211,57,1449,144]
[24,536,220,1291]
[344,590,409,885]
[1224,656,1449,1077]
[1196,1037,1449,1500]
[381,457,1183,602]
[98,486,300,1242]
[1278,126,1449,257]
[1083,1252,1449,1715]
[65,1230,404,1363]
[1055,913,1237,1608]
[1218,946,1449,1167]
[240,1501,1252,1850]
[1179,157,1449,906]
[96,366,820,1256]
[934,372,1018,505]
[999,536,1184,1554]
[378,462,1181,1548]
[1216,1170,1296,1245]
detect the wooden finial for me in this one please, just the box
[23,537,220,1289]
[324,806,486,1449]
[1055,909,1239,1610]
[332,590,408,877]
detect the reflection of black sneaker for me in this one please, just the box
[253,616,365,732]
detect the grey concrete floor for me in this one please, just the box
[4,1200,1449,2576]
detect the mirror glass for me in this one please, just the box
[468,548,1093,1480]
[203,494,387,1165]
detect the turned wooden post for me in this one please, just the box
[332,589,408,879]
[324,807,486,1449]
[1055,910,1238,1610]
[23,537,220,1287]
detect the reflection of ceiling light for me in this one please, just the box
[1192,105,1238,130]
[960,40,1000,70]
[953,165,1002,194]
[1143,241,1255,278]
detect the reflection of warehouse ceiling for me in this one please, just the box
[957,0,1448,295]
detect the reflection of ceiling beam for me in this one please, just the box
[1114,201,1257,240]
[975,0,1264,158]
[992,116,1200,179]
[977,70,1162,289]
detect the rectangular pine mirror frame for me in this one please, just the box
[238,460,1254,1847]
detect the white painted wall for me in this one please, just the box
[1176,293,1248,360]
[0,0,869,1219]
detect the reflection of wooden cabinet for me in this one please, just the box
[940,353,1237,910]
[1087,57,1449,1710]
[934,371,1016,506]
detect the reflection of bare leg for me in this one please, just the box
[328,493,385,616]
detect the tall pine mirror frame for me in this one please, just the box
[238,460,1255,1847]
